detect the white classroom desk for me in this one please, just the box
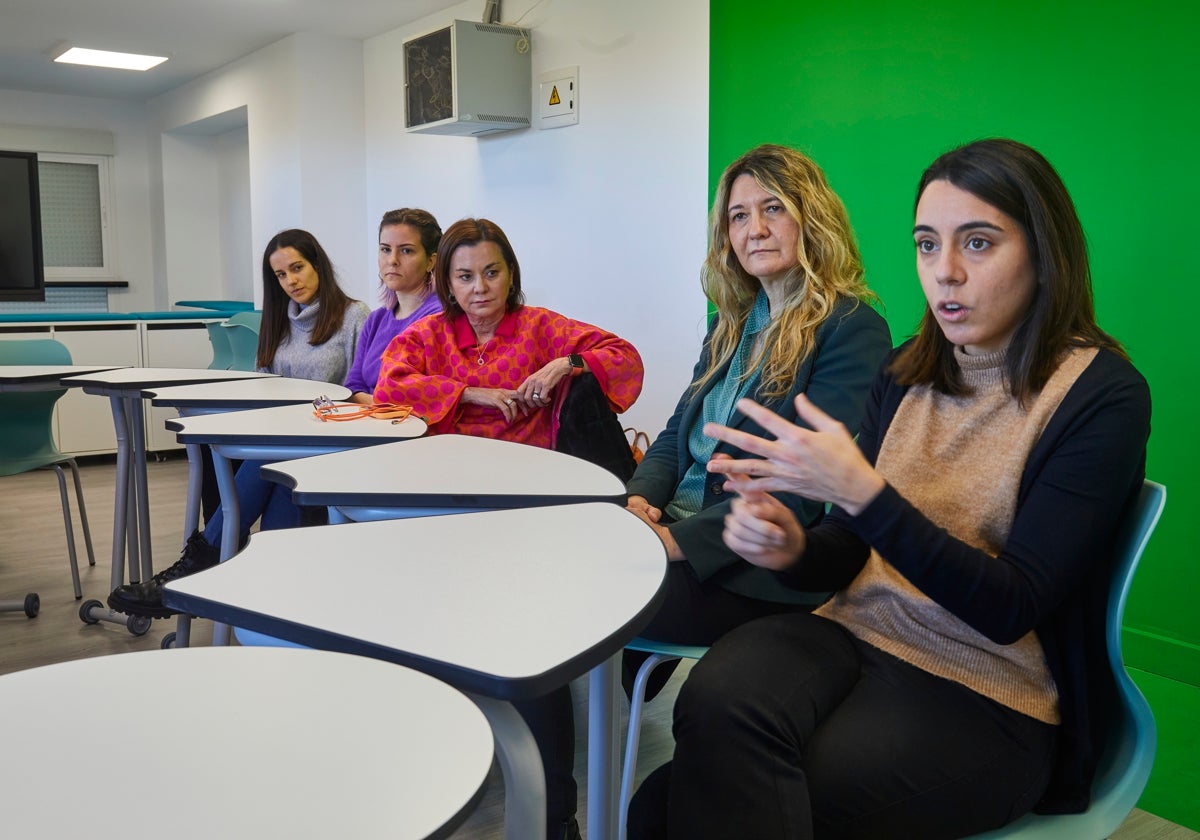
[163,503,668,840]
[260,433,629,522]
[146,377,351,537]
[0,647,493,840]
[260,435,633,837]
[0,364,124,391]
[166,403,427,645]
[62,367,271,634]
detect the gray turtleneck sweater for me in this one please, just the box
[262,298,370,385]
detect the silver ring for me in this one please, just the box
[504,398,514,406]
[533,392,541,400]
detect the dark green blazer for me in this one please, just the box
[625,296,892,604]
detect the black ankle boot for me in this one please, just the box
[106,530,219,618]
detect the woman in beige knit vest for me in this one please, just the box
[627,139,1151,839]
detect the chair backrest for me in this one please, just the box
[965,478,1166,839]
[0,338,72,366]
[205,322,233,370]
[0,339,73,473]
[224,310,262,331]
[222,311,262,372]
[1092,480,1165,809]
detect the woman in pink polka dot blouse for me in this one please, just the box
[374,217,644,449]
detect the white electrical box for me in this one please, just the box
[404,20,532,137]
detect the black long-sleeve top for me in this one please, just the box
[781,345,1151,813]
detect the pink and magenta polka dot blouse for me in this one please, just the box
[374,306,643,448]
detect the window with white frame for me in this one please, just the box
[37,153,116,279]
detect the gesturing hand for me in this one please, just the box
[704,393,884,515]
[722,487,807,571]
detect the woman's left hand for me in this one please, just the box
[704,393,885,515]
[517,357,573,410]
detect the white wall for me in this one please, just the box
[364,0,709,434]
[147,33,368,306]
[0,88,157,310]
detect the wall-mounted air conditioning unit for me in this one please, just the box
[404,20,531,137]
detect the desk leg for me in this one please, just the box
[79,396,142,633]
[210,449,241,647]
[128,396,154,583]
[467,694,547,840]
[106,396,133,588]
[182,443,204,537]
[587,653,622,840]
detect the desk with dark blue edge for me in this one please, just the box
[163,503,668,840]
[0,646,494,839]
[166,402,427,646]
[147,377,353,537]
[260,433,628,522]
[60,367,273,636]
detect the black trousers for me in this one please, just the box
[629,613,1057,840]
[622,561,814,699]
[520,563,815,838]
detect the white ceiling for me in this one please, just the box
[0,0,468,101]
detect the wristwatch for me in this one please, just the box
[568,353,585,375]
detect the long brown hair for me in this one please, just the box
[258,229,357,369]
[891,138,1123,399]
[697,144,877,399]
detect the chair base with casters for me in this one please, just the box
[619,638,709,840]
[42,459,97,600]
[0,593,39,618]
[962,480,1166,839]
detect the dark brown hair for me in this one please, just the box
[258,228,358,369]
[433,218,525,319]
[891,138,1123,399]
[377,208,442,310]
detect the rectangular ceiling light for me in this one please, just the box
[54,47,168,71]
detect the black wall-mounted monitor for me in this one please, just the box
[0,150,46,302]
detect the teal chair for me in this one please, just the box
[221,311,261,372]
[619,638,709,838]
[0,339,96,601]
[967,478,1166,839]
[204,321,233,370]
[619,481,1166,840]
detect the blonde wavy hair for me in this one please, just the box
[696,144,877,399]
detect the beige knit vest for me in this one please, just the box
[815,346,1097,723]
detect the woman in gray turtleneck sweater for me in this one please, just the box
[107,228,368,620]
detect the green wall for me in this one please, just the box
[710,0,1199,827]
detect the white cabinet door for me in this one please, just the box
[141,321,216,452]
[52,323,141,456]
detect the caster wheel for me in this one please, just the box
[161,632,176,650]
[23,593,40,618]
[79,598,104,625]
[127,614,152,636]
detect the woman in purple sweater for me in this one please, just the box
[346,208,444,402]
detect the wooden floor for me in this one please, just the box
[0,454,1193,839]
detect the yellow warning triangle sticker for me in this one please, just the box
[548,86,561,106]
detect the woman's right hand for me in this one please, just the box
[626,495,662,523]
[722,486,807,571]
[462,386,525,423]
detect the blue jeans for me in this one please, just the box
[202,459,299,548]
